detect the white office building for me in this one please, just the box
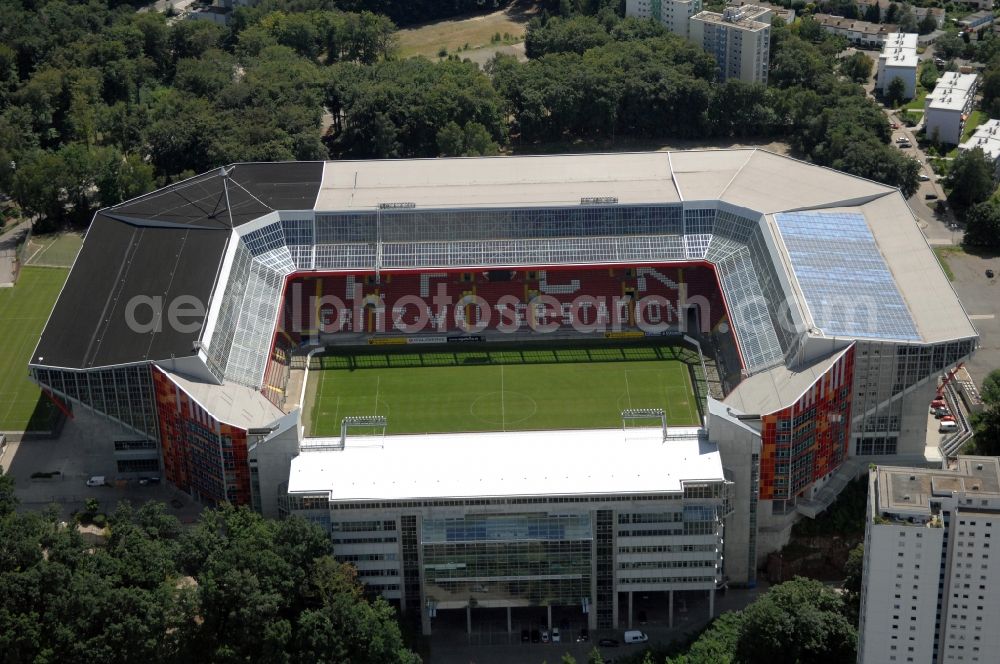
[626,0,704,39]
[278,426,730,635]
[690,6,771,83]
[877,33,919,100]
[925,72,979,145]
[858,458,1000,664]
[959,118,1000,179]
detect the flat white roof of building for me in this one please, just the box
[287,426,724,501]
[881,32,918,52]
[316,152,680,210]
[883,53,919,68]
[926,73,977,111]
[875,457,1000,517]
[960,118,1000,159]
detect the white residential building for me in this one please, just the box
[858,458,1000,664]
[626,0,704,38]
[877,33,919,100]
[959,118,1000,179]
[925,72,979,145]
[689,6,771,83]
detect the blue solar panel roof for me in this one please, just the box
[773,211,920,341]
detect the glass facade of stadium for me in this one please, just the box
[283,481,729,633]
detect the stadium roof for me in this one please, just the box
[723,346,851,415]
[287,427,723,501]
[32,163,323,370]
[32,150,977,389]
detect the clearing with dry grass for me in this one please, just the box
[395,1,540,59]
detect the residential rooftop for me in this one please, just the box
[874,457,1000,519]
[691,8,770,30]
[960,118,1000,159]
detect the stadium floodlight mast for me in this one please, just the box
[621,408,668,441]
[340,415,388,449]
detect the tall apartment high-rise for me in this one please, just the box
[626,0,704,39]
[689,6,771,83]
[858,458,1000,664]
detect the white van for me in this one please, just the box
[939,421,958,434]
[624,630,648,644]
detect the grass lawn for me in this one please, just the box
[395,2,538,59]
[961,110,987,143]
[23,232,83,268]
[903,87,928,111]
[933,245,964,281]
[305,346,701,436]
[0,267,68,431]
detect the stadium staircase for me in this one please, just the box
[796,457,866,519]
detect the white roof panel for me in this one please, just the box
[287,427,723,501]
[315,153,678,210]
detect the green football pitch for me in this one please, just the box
[0,267,68,432]
[305,346,702,436]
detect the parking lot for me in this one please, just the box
[945,250,1000,385]
[1,408,202,522]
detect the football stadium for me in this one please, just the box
[29,150,978,633]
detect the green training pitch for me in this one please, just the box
[305,346,701,436]
[0,267,68,432]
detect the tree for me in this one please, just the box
[840,51,873,83]
[524,15,611,58]
[897,4,918,33]
[734,578,857,664]
[945,147,995,208]
[980,69,1000,117]
[886,2,900,24]
[963,200,1000,251]
[919,62,940,92]
[0,467,17,517]
[864,3,880,23]
[886,76,907,107]
[843,543,864,622]
[918,14,939,36]
[971,369,1000,455]
[935,32,965,60]
[0,501,421,664]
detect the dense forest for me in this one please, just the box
[0,0,921,228]
[0,470,421,663]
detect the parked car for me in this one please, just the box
[895,136,909,143]
[890,122,899,129]
[598,638,620,647]
[577,627,590,642]
[624,630,649,644]
[138,476,160,485]
[637,610,648,625]
[925,193,938,200]
[521,629,530,643]
[541,629,549,643]
[85,476,105,487]
[941,415,956,423]
[531,629,540,643]
[551,628,561,643]
[987,269,995,279]
[918,173,930,181]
